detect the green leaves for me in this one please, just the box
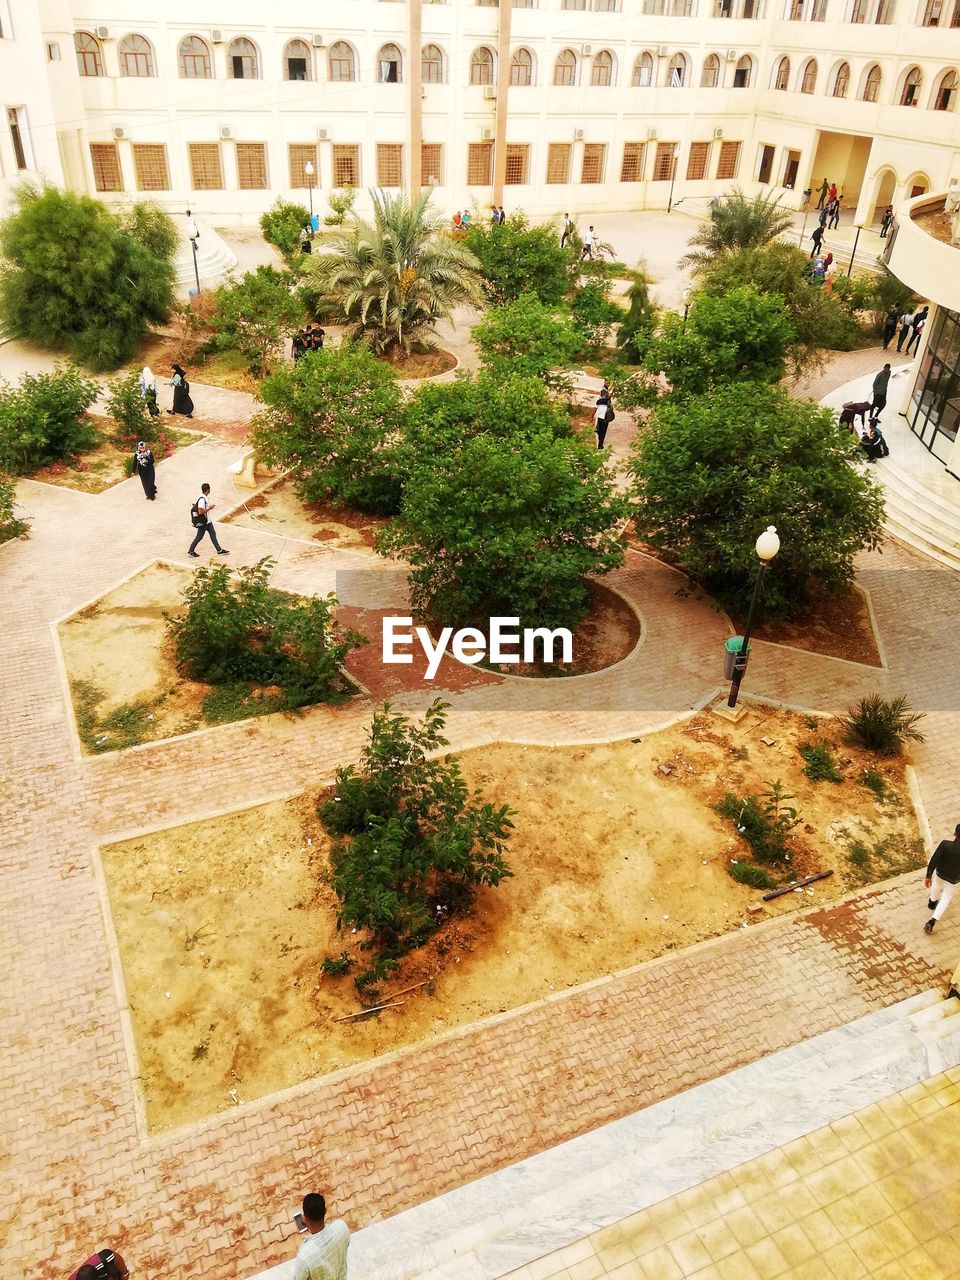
[473,293,582,390]
[679,187,794,272]
[462,211,577,306]
[259,198,312,260]
[209,266,306,377]
[0,365,100,473]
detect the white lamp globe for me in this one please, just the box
[755,526,780,562]
[305,161,315,177]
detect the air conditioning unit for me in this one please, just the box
[317,127,329,140]
[713,127,724,138]
[96,26,110,39]
[113,126,127,141]
[656,44,669,56]
[581,44,592,55]
[312,34,325,48]
[211,29,223,43]
[647,128,658,139]
[726,48,738,60]
[219,126,232,140]
[574,128,584,140]
[481,127,493,140]
[483,85,496,99]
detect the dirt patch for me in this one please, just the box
[30,424,198,495]
[382,347,457,379]
[224,476,387,551]
[732,583,881,667]
[100,704,922,1132]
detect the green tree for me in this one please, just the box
[325,185,357,226]
[209,266,306,376]
[0,184,175,370]
[117,201,179,261]
[617,270,658,363]
[473,293,582,389]
[0,365,100,473]
[0,474,28,543]
[310,190,483,353]
[679,188,794,273]
[630,382,884,618]
[380,427,628,630]
[462,211,577,305]
[319,699,513,976]
[260,198,312,260]
[570,276,625,358]
[252,342,404,514]
[104,370,157,448]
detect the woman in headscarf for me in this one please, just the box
[139,366,160,417]
[168,364,194,418]
[133,440,157,500]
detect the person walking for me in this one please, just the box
[882,305,901,350]
[818,205,829,229]
[497,205,506,224]
[168,365,194,418]
[827,182,837,204]
[896,309,916,353]
[907,305,929,356]
[594,384,614,449]
[810,224,825,257]
[560,213,573,248]
[581,225,597,259]
[828,195,842,231]
[139,366,160,417]
[816,177,829,210]
[188,483,229,558]
[924,824,960,933]
[880,205,894,238]
[292,1193,350,1280]
[871,363,892,416]
[133,441,157,501]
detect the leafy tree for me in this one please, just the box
[462,211,577,305]
[570,277,625,357]
[680,188,794,273]
[260,198,312,260]
[473,293,582,389]
[117,201,179,262]
[0,184,175,370]
[209,266,306,377]
[104,370,158,448]
[402,370,571,458]
[252,342,404,514]
[319,699,513,973]
[380,427,628,630]
[0,365,100,473]
[0,474,28,543]
[630,382,885,618]
[310,190,483,353]
[617,270,658,363]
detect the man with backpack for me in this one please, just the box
[188,483,229,558]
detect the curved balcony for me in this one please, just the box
[887,188,960,311]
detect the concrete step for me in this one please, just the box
[909,996,960,1028]
[879,460,960,528]
[883,514,960,573]
[174,225,238,287]
[883,495,960,555]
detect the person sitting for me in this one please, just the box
[299,224,313,254]
[452,210,462,230]
[839,401,872,432]
[861,420,890,462]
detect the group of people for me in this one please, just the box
[292,323,326,362]
[451,209,473,230]
[131,365,195,501]
[883,304,929,355]
[838,361,894,462]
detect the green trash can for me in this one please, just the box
[723,636,749,680]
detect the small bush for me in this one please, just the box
[320,953,354,978]
[0,365,100,474]
[716,780,799,863]
[260,197,312,259]
[208,266,306,377]
[325,186,356,226]
[729,861,775,889]
[860,767,887,798]
[799,742,844,784]
[0,474,28,543]
[841,694,926,756]
[104,370,158,447]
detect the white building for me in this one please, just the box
[2,0,960,224]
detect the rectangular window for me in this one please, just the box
[580,142,606,183]
[686,141,710,181]
[332,144,360,187]
[850,0,867,18]
[188,142,223,190]
[810,0,826,14]
[652,142,677,181]
[953,0,960,23]
[593,0,618,8]
[287,57,308,80]
[504,143,529,184]
[288,144,318,189]
[670,0,694,11]
[7,106,27,170]
[467,141,493,185]
[922,0,943,20]
[376,143,403,187]
[421,143,443,185]
[47,41,61,60]
[757,143,775,184]
[562,0,587,7]
[643,0,666,10]
[90,142,123,192]
[874,0,893,18]
[132,143,170,191]
[620,142,646,181]
[236,142,268,189]
[716,140,742,180]
[546,143,571,183]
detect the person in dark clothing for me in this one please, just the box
[860,421,889,461]
[924,824,960,932]
[896,311,915,352]
[827,195,842,230]
[810,225,824,257]
[188,482,229,557]
[133,441,157,500]
[292,331,306,363]
[168,365,194,418]
[818,206,829,228]
[307,323,325,352]
[871,363,892,415]
[882,306,900,350]
[69,1248,128,1280]
[594,384,614,449]
[907,306,929,356]
[839,401,872,431]
[880,206,894,238]
[816,178,829,210]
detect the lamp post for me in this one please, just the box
[185,209,201,295]
[797,187,812,248]
[682,286,692,329]
[305,160,315,223]
[727,525,780,710]
[847,224,863,278]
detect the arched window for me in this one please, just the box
[378,43,403,83]
[554,48,577,86]
[328,42,356,82]
[591,49,614,86]
[700,53,720,87]
[470,47,495,85]
[633,51,655,86]
[228,37,259,80]
[799,57,817,93]
[118,34,154,77]
[933,68,958,110]
[511,48,534,86]
[666,52,687,86]
[422,43,444,84]
[733,54,752,87]
[284,39,312,81]
[900,65,922,105]
[74,32,103,77]
[832,61,850,97]
[860,63,881,101]
[178,35,212,79]
[773,55,790,90]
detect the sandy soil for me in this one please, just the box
[224,476,387,552]
[31,424,197,495]
[733,584,882,668]
[100,705,923,1133]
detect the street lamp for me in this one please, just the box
[726,525,781,710]
[682,286,692,328]
[847,224,864,278]
[185,209,201,295]
[798,187,812,248]
[304,160,315,223]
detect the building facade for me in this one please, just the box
[2,0,960,222]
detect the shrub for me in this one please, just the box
[325,185,356,226]
[570,278,625,357]
[617,270,658,364]
[260,198,312,260]
[860,766,887,797]
[462,211,577,305]
[729,861,775,889]
[799,742,844,783]
[209,266,306,377]
[104,370,158,448]
[0,474,28,543]
[841,694,926,756]
[0,366,100,474]
[716,780,800,863]
[473,293,582,390]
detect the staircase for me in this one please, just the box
[877,454,960,572]
[173,225,238,289]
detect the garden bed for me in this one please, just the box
[223,476,387,551]
[31,423,198,495]
[382,347,457,379]
[729,583,881,667]
[99,704,922,1132]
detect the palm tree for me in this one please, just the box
[309,189,483,354]
[679,188,794,274]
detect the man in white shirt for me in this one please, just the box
[581,225,596,259]
[188,482,229,557]
[293,1193,350,1280]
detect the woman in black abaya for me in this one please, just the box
[133,441,157,500]
[168,365,194,418]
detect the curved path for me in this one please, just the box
[2,404,959,1279]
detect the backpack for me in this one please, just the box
[190,501,207,528]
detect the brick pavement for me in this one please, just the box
[3,374,960,1280]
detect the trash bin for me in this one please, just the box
[310,214,320,233]
[723,636,748,680]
